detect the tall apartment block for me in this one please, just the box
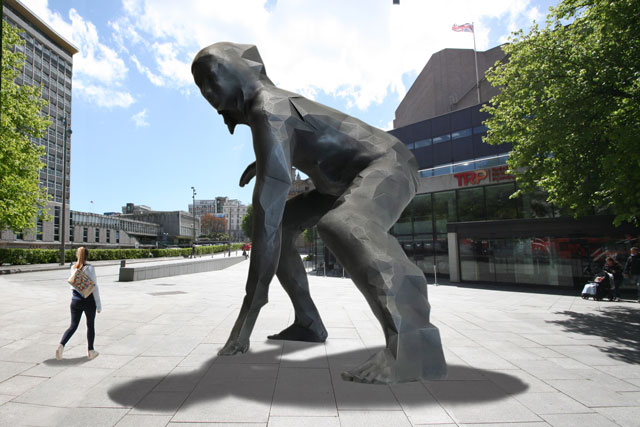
[189,197,248,242]
[1,0,77,247]
[222,199,248,242]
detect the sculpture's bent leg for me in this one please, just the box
[269,191,337,342]
[316,159,447,384]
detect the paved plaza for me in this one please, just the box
[1,259,639,426]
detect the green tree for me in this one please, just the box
[205,231,229,241]
[483,0,640,225]
[303,228,313,245]
[241,204,253,240]
[1,23,51,232]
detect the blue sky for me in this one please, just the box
[22,0,559,214]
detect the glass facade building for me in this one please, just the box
[309,103,639,290]
[390,180,552,278]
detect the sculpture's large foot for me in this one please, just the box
[341,328,447,384]
[218,339,250,356]
[267,323,327,342]
[341,349,397,384]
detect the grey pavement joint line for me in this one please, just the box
[267,332,288,421]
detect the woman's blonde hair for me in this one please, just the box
[74,247,88,269]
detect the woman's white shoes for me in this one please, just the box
[56,345,99,361]
[55,344,64,360]
[56,345,99,360]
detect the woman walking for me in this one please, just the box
[56,247,101,360]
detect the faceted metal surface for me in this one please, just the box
[192,42,446,384]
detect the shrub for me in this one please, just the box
[0,248,68,265]
[0,243,245,265]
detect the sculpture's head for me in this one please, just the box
[192,42,271,134]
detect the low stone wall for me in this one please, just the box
[118,256,245,281]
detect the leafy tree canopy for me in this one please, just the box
[483,0,640,225]
[1,23,51,232]
[200,231,229,241]
[201,213,227,235]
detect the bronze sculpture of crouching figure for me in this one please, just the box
[192,42,447,384]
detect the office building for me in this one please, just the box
[68,211,160,248]
[189,200,219,218]
[1,0,77,248]
[188,197,248,241]
[122,203,200,246]
[222,199,248,242]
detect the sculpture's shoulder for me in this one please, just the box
[249,88,312,132]
[250,88,338,120]
[251,88,298,114]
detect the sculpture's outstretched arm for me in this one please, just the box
[219,123,292,355]
[239,161,256,187]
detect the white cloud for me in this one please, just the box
[21,0,133,108]
[381,120,395,132]
[24,0,546,111]
[527,6,544,24]
[65,9,128,84]
[109,19,143,54]
[150,42,193,88]
[73,81,135,108]
[131,109,149,127]
[131,55,165,86]
[112,0,546,111]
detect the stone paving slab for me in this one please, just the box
[0,260,639,426]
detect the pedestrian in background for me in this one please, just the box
[614,247,628,268]
[56,247,101,360]
[624,247,640,303]
[603,256,623,302]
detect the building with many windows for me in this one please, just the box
[189,199,220,218]
[121,204,200,247]
[1,0,77,248]
[68,211,160,248]
[189,197,248,242]
[310,45,639,291]
[222,199,248,242]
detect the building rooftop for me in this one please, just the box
[4,0,79,56]
[393,45,506,128]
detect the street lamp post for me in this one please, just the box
[59,117,71,265]
[191,186,197,244]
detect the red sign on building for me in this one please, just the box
[453,165,514,187]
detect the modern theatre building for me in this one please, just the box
[388,46,639,290]
[313,46,639,291]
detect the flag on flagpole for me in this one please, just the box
[452,23,474,33]
[452,22,481,103]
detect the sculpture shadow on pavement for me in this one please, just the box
[107,343,528,411]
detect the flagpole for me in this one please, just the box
[472,21,481,104]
